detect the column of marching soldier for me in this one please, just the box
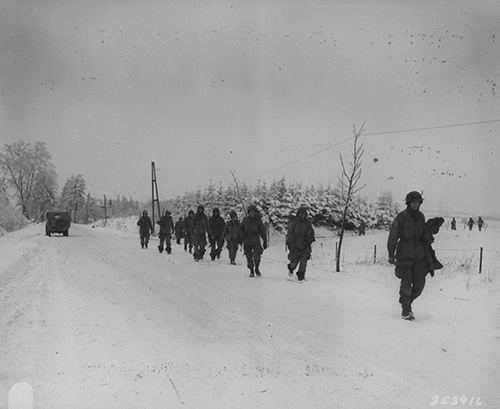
[135,191,477,321]
[136,204,314,282]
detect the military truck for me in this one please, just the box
[45,211,71,237]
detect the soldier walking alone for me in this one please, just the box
[286,207,315,282]
[387,191,428,321]
[222,210,241,265]
[157,210,175,254]
[240,205,267,277]
[137,210,154,249]
[209,208,226,261]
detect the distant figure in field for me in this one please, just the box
[477,217,484,232]
[450,217,456,231]
[467,217,474,231]
[358,220,366,236]
[174,217,185,245]
[157,210,175,254]
[387,191,428,321]
[137,210,154,249]
[222,210,241,265]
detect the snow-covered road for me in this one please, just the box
[1,224,499,409]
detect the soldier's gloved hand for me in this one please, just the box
[388,256,395,265]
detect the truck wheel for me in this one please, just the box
[63,230,69,237]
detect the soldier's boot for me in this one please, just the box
[255,262,261,277]
[249,267,255,277]
[401,304,414,321]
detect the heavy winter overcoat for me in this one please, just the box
[286,217,315,251]
[387,208,426,265]
[137,216,153,234]
[240,216,267,247]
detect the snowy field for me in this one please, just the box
[0,218,499,409]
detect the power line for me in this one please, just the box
[254,118,500,179]
[362,119,500,137]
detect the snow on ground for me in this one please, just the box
[90,216,139,236]
[0,219,499,409]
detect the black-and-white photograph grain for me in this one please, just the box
[1,1,499,408]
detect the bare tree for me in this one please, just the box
[336,123,366,272]
[0,141,58,219]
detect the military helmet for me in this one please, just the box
[142,210,148,216]
[405,191,423,204]
[197,205,205,211]
[297,206,308,216]
[229,210,237,218]
[213,207,220,214]
[247,204,258,213]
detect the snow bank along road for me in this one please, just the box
[0,224,498,409]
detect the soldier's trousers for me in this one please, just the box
[288,247,310,280]
[227,241,239,262]
[192,234,207,260]
[140,231,150,247]
[244,244,263,270]
[184,234,193,252]
[395,261,427,310]
[210,237,224,259]
[158,233,172,253]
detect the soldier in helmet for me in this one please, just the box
[240,205,267,277]
[174,217,185,245]
[137,210,154,249]
[192,205,212,261]
[477,216,484,232]
[222,210,241,265]
[157,210,175,254]
[450,217,456,231]
[467,217,474,231]
[183,209,195,253]
[209,208,226,261]
[286,206,315,282]
[387,191,428,321]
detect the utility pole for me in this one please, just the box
[151,162,161,232]
[99,194,112,226]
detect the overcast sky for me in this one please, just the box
[1,0,499,215]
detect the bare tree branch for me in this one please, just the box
[229,170,247,215]
[335,123,367,272]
